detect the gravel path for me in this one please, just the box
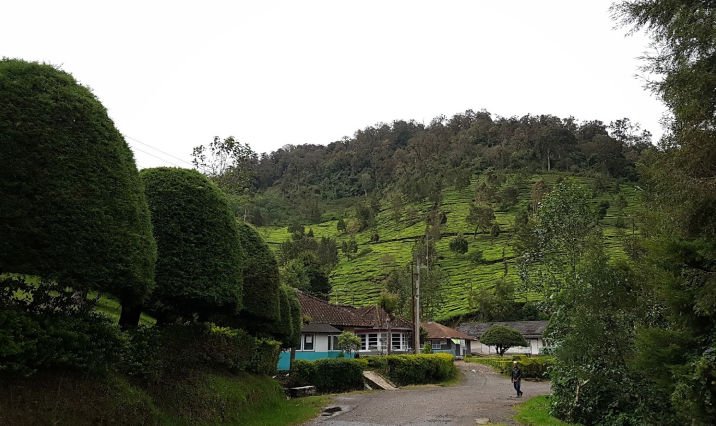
[308,361,551,426]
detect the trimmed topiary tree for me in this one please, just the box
[236,222,281,331]
[480,325,528,356]
[141,167,243,322]
[0,59,156,328]
[286,287,302,349]
[273,286,293,347]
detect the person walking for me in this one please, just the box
[511,360,523,397]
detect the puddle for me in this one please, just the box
[321,406,343,416]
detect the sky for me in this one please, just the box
[3,0,666,169]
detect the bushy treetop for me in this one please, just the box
[0,59,156,308]
[480,325,528,356]
[141,167,243,320]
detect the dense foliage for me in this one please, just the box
[235,222,281,328]
[466,356,553,379]
[0,59,156,328]
[366,353,457,386]
[479,325,528,356]
[141,168,243,322]
[289,358,366,393]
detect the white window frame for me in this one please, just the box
[368,333,378,350]
[300,333,315,352]
[328,334,340,351]
[432,340,442,350]
[391,333,404,351]
[360,334,367,351]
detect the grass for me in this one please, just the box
[0,370,329,426]
[92,292,156,326]
[258,172,642,320]
[242,394,331,426]
[514,395,577,426]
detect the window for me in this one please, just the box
[432,340,442,350]
[368,333,378,350]
[360,334,367,351]
[328,335,339,351]
[302,334,314,351]
[391,333,403,350]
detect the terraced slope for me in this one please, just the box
[257,173,641,320]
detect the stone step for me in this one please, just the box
[363,370,397,390]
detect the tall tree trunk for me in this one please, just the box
[119,300,142,330]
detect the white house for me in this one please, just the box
[457,321,549,355]
[277,292,413,370]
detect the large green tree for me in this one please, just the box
[480,325,528,356]
[613,2,716,422]
[0,59,156,328]
[141,168,243,322]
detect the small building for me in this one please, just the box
[457,320,549,355]
[421,321,474,358]
[277,292,413,370]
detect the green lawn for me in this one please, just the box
[514,395,577,426]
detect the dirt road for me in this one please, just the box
[308,361,551,426]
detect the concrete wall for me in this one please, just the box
[471,337,544,355]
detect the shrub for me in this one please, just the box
[449,235,468,255]
[141,168,243,323]
[0,308,124,377]
[290,358,365,393]
[0,59,156,328]
[466,355,554,379]
[249,338,281,376]
[369,353,457,386]
[118,325,163,382]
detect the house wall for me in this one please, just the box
[424,338,472,357]
[277,333,353,371]
[471,337,544,355]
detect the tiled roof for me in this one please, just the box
[422,321,475,340]
[297,291,412,329]
[456,321,549,339]
[301,323,341,333]
[298,292,367,326]
[354,306,413,330]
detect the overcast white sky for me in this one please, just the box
[4,1,666,169]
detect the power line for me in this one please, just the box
[124,134,195,168]
[130,146,185,168]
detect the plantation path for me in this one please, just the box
[308,361,550,426]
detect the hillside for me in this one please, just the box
[257,172,641,321]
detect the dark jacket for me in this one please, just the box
[511,366,522,381]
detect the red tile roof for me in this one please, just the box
[422,321,475,340]
[297,291,412,330]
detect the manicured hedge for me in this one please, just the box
[367,353,457,386]
[141,168,243,323]
[289,358,366,393]
[286,287,302,348]
[465,355,554,379]
[0,308,124,376]
[0,59,156,327]
[236,223,281,326]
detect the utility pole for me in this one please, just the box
[413,256,421,354]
